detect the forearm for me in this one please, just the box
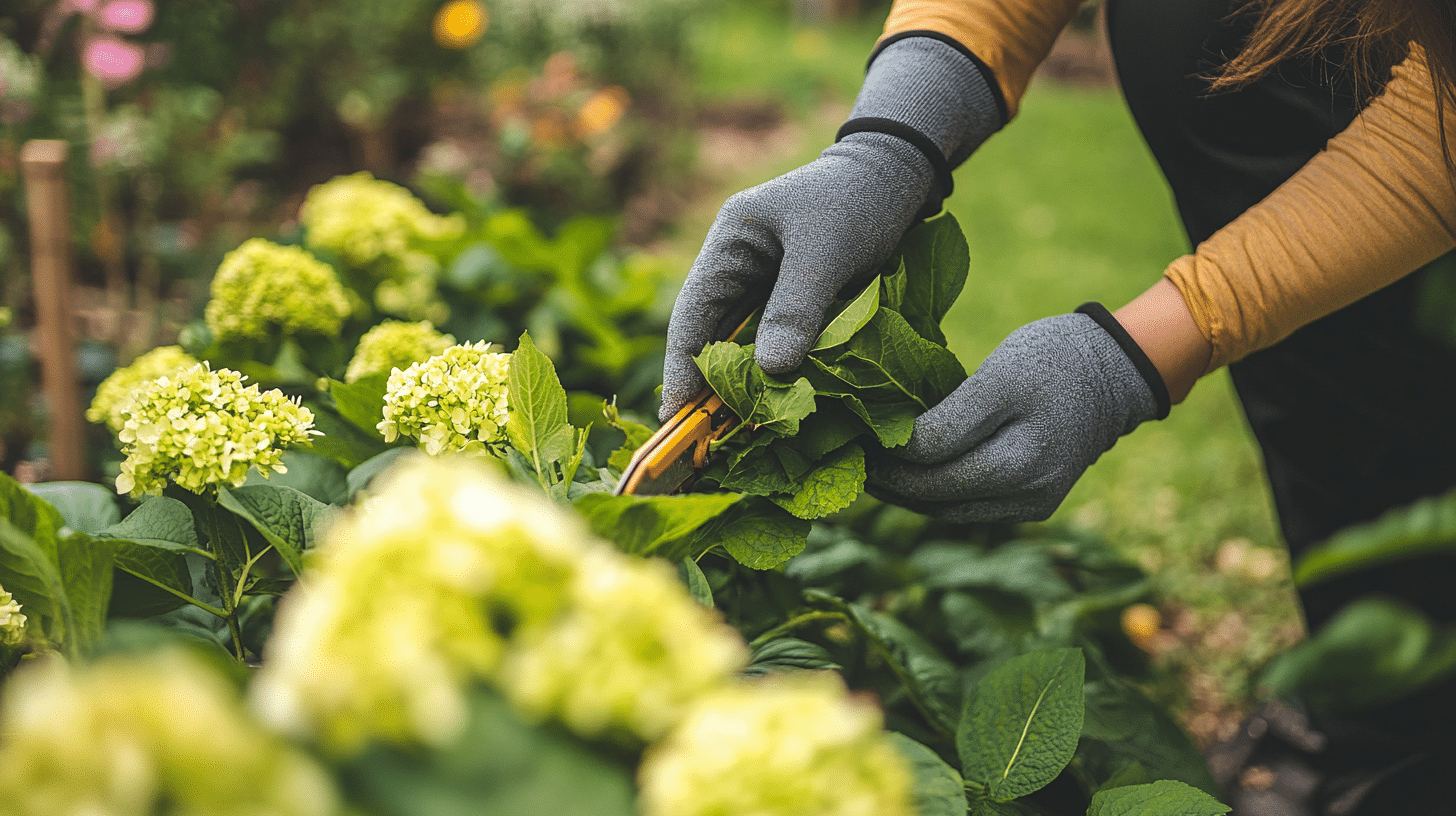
[1167,46,1456,371]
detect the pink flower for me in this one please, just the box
[99,0,154,34]
[83,35,145,86]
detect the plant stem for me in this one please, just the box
[748,611,846,650]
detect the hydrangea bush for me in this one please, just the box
[377,341,512,455]
[343,320,455,383]
[204,239,352,344]
[0,585,24,645]
[86,345,200,434]
[114,363,319,496]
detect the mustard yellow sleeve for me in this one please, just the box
[1165,48,1456,372]
[880,0,1084,118]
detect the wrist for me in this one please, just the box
[1111,278,1213,404]
[1075,302,1172,420]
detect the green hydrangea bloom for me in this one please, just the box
[500,547,747,741]
[638,673,916,816]
[0,585,25,646]
[344,320,456,383]
[377,341,511,455]
[0,651,338,816]
[114,363,319,497]
[251,455,591,753]
[86,346,199,434]
[204,238,352,343]
[300,172,464,271]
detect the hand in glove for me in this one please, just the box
[659,36,1002,422]
[867,304,1171,522]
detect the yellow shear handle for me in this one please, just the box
[615,388,733,495]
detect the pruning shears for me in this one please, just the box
[614,311,756,496]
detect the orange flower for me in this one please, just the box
[577,86,630,138]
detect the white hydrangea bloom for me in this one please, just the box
[638,673,917,816]
[0,651,339,816]
[114,363,319,497]
[344,320,456,384]
[204,238,352,343]
[0,585,25,645]
[301,172,463,272]
[252,456,590,754]
[86,345,199,434]
[500,547,746,741]
[377,342,511,455]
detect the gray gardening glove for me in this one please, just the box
[867,304,1171,522]
[660,36,1002,422]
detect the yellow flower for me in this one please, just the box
[87,346,199,434]
[344,320,456,384]
[638,673,917,816]
[0,651,339,816]
[114,363,319,497]
[434,0,488,49]
[377,341,511,456]
[204,239,351,343]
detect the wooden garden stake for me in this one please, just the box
[21,139,86,480]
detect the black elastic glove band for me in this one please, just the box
[837,117,953,221]
[1075,302,1172,419]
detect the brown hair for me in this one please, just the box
[1213,0,1456,163]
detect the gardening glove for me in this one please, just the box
[867,304,1171,522]
[660,36,1003,422]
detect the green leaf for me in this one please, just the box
[1081,651,1219,795]
[851,604,962,736]
[821,308,965,408]
[1260,597,1456,714]
[888,214,970,345]
[912,542,1073,603]
[55,532,113,652]
[574,493,741,558]
[95,496,199,550]
[0,471,65,564]
[890,733,968,816]
[1087,780,1230,816]
[695,342,817,435]
[347,448,415,501]
[677,558,714,608]
[959,648,1086,801]
[507,331,575,483]
[24,482,119,533]
[744,637,841,677]
[340,686,637,816]
[0,517,71,649]
[604,400,653,473]
[216,485,331,576]
[327,372,391,441]
[244,451,349,506]
[771,443,865,520]
[107,538,195,618]
[304,402,393,469]
[693,498,811,569]
[811,278,881,352]
[1294,488,1456,586]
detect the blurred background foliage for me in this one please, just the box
[0,0,1335,745]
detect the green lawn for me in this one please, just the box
[677,5,1303,737]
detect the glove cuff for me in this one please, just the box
[835,117,952,222]
[1075,302,1172,420]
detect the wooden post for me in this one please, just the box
[20,140,86,481]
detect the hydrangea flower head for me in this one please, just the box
[344,320,456,383]
[87,345,199,434]
[638,673,916,816]
[300,173,463,272]
[204,238,352,343]
[251,455,592,753]
[0,585,25,646]
[114,363,319,497]
[0,651,338,816]
[500,547,746,741]
[378,341,511,455]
